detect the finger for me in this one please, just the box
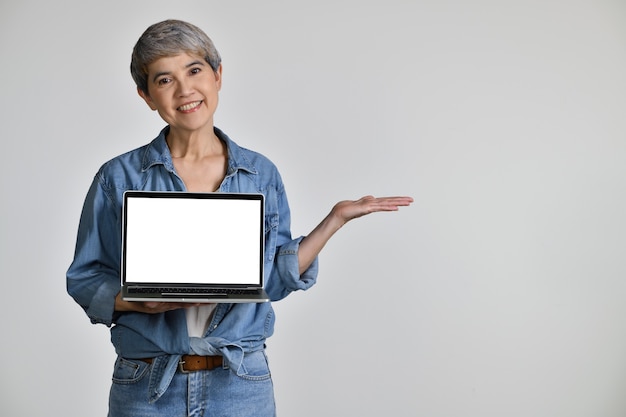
[365,197,413,212]
[372,196,414,208]
[357,196,413,204]
[377,196,414,204]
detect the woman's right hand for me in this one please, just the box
[114,292,204,313]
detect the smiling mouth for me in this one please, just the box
[177,101,202,111]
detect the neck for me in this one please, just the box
[166,125,222,159]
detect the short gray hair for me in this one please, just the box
[130,19,222,94]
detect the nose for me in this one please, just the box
[176,78,193,97]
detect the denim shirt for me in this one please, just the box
[67,126,318,402]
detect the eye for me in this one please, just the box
[157,77,172,86]
[190,67,202,75]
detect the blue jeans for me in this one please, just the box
[108,350,276,417]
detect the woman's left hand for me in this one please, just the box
[330,195,414,225]
[297,195,413,274]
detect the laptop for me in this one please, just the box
[120,190,269,303]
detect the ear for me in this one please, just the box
[214,64,223,91]
[137,87,157,111]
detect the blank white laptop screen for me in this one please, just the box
[122,192,264,287]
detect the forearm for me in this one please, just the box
[297,209,345,275]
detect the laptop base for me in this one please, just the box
[121,287,270,303]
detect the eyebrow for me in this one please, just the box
[151,60,207,83]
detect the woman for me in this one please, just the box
[67,19,412,417]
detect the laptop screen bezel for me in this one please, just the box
[121,191,265,289]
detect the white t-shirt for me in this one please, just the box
[186,304,217,337]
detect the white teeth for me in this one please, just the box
[178,101,201,111]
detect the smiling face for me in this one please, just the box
[138,53,222,134]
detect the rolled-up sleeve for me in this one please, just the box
[275,236,318,291]
[263,177,319,301]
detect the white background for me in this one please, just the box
[1,1,626,416]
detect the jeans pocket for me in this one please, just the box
[235,350,272,381]
[111,357,151,385]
